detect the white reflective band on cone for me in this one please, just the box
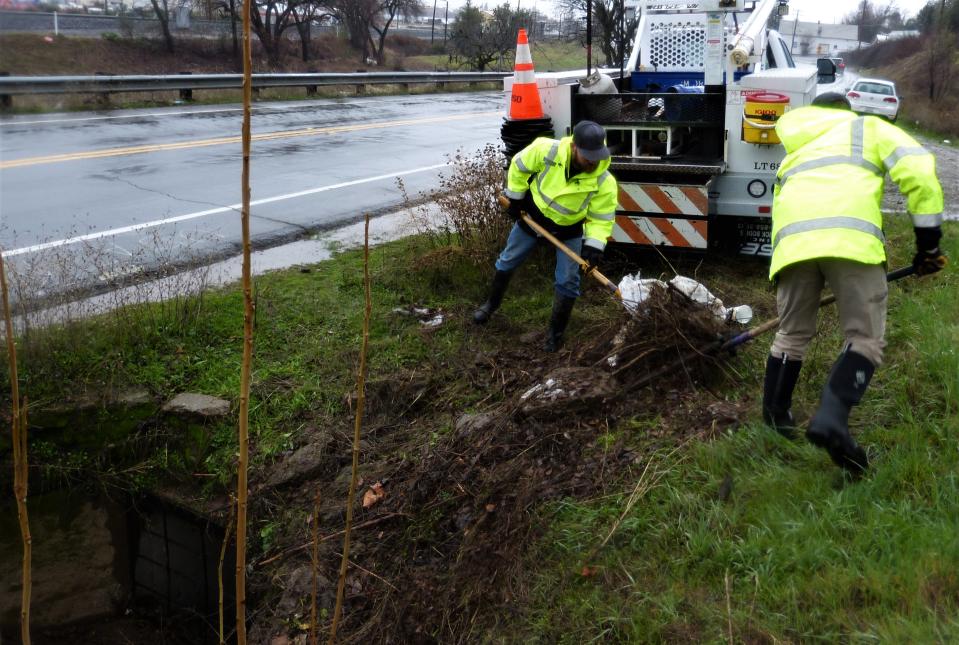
[513,71,536,84]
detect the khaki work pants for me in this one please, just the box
[770,259,887,367]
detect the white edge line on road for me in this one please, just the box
[2,162,449,258]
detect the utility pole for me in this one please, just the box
[444,2,448,42]
[586,0,592,76]
[431,0,437,43]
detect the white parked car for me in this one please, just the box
[846,78,900,122]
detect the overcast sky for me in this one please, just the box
[437,0,932,25]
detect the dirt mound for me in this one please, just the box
[250,288,748,643]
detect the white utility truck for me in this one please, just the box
[505,0,817,256]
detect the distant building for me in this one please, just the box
[779,20,861,56]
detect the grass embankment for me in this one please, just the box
[2,210,956,638]
[846,36,959,138]
[523,218,959,642]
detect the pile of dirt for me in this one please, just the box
[247,287,749,643]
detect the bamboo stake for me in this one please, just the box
[1,247,31,645]
[310,489,322,645]
[329,214,372,644]
[235,0,254,638]
[219,495,237,645]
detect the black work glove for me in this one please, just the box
[506,197,524,220]
[913,226,948,276]
[580,245,604,271]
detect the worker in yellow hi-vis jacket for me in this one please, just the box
[472,121,619,353]
[761,92,946,475]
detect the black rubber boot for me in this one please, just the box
[544,293,576,352]
[806,349,874,475]
[473,270,512,324]
[762,353,803,439]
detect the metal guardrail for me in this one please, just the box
[0,72,511,96]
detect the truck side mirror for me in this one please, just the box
[816,58,836,84]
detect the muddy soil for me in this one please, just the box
[238,287,750,644]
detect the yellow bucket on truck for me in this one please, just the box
[742,91,790,144]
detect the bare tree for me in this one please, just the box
[449,2,529,71]
[559,0,636,67]
[292,2,335,62]
[370,0,423,64]
[250,0,292,63]
[323,0,423,64]
[324,0,377,61]
[843,0,895,47]
[150,0,175,53]
[214,0,241,66]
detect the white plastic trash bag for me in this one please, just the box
[618,272,667,313]
[616,272,753,324]
[668,276,728,320]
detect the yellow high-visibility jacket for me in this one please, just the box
[504,136,618,250]
[769,106,943,279]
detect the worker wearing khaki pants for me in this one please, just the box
[761,92,946,475]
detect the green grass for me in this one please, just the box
[520,217,959,642]
[2,208,955,639]
[404,39,592,73]
[2,233,568,484]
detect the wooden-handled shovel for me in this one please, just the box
[497,194,622,300]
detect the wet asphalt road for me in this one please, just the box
[0,92,504,284]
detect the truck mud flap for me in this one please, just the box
[612,182,709,249]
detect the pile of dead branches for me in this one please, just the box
[578,282,731,389]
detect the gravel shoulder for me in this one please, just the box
[883,137,959,221]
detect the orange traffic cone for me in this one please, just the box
[509,29,544,120]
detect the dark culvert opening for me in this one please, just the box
[1,490,235,644]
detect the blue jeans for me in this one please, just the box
[494,223,582,298]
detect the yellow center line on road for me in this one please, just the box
[0,110,502,170]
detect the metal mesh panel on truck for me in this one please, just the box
[575,91,723,126]
[645,17,706,71]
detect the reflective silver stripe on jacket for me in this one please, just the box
[772,216,885,250]
[504,189,526,200]
[534,142,577,215]
[883,145,930,171]
[777,117,881,187]
[514,156,532,173]
[911,212,944,228]
[589,211,616,222]
[535,147,612,217]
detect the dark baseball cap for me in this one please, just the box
[572,120,610,162]
[812,92,851,110]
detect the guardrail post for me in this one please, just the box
[178,71,193,101]
[94,71,110,106]
[0,72,11,109]
[306,84,317,96]
[355,70,366,95]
